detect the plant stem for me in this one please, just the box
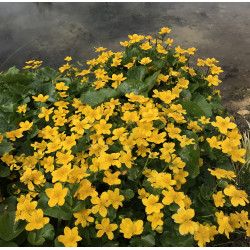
[56,219,62,235]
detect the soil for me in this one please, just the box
[0,2,249,131]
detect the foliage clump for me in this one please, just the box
[0,27,249,247]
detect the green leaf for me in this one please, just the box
[54,237,64,247]
[188,82,199,93]
[0,119,15,133]
[37,66,59,80]
[80,87,121,107]
[0,165,10,177]
[107,206,117,220]
[0,212,26,241]
[127,167,137,181]
[169,203,180,211]
[40,223,55,241]
[211,94,224,111]
[72,200,86,213]
[180,100,205,118]
[179,131,200,178]
[117,79,144,95]
[127,66,147,81]
[118,70,160,96]
[216,159,234,171]
[181,93,212,118]
[27,125,39,139]
[192,93,212,117]
[1,70,34,86]
[159,232,194,247]
[35,82,55,97]
[103,241,119,247]
[37,194,72,220]
[124,189,134,199]
[27,231,45,246]
[0,239,18,247]
[200,184,211,200]
[130,235,155,247]
[141,234,155,246]
[3,196,17,212]
[143,70,161,94]
[3,66,19,75]
[0,140,13,156]
[153,57,167,69]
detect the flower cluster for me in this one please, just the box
[0,27,249,247]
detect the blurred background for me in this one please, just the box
[0,2,249,129]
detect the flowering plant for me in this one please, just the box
[0,28,249,247]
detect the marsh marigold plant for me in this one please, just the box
[0,27,249,247]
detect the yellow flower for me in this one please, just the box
[178,135,195,147]
[124,62,134,69]
[64,56,72,61]
[159,27,171,34]
[19,121,33,131]
[38,107,54,122]
[56,150,74,165]
[111,73,127,89]
[156,44,168,54]
[142,194,164,214]
[74,208,94,228]
[165,123,181,139]
[25,209,49,231]
[148,171,176,189]
[99,152,120,170]
[91,192,110,217]
[32,94,49,102]
[128,34,144,43]
[208,168,236,180]
[210,65,223,75]
[211,116,236,134]
[187,47,197,55]
[230,147,246,163]
[107,188,124,209]
[177,77,189,89]
[96,218,118,240]
[120,218,143,239]
[162,189,185,208]
[206,136,221,149]
[139,57,152,65]
[165,38,173,46]
[56,82,69,91]
[213,191,226,207]
[58,227,82,247]
[95,46,107,52]
[20,168,45,190]
[138,188,150,199]
[204,75,222,86]
[140,41,152,50]
[17,104,27,114]
[74,179,98,200]
[224,185,249,207]
[94,119,112,135]
[45,182,68,207]
[194,224,218,247]
[147,212,164,229]
[215,211,234,239]
[172,208,198,235]
[103,171,121,186]
[51,164,71,183]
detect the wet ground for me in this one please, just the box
[0,2,249,131]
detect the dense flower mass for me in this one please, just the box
[0,27,248,247]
